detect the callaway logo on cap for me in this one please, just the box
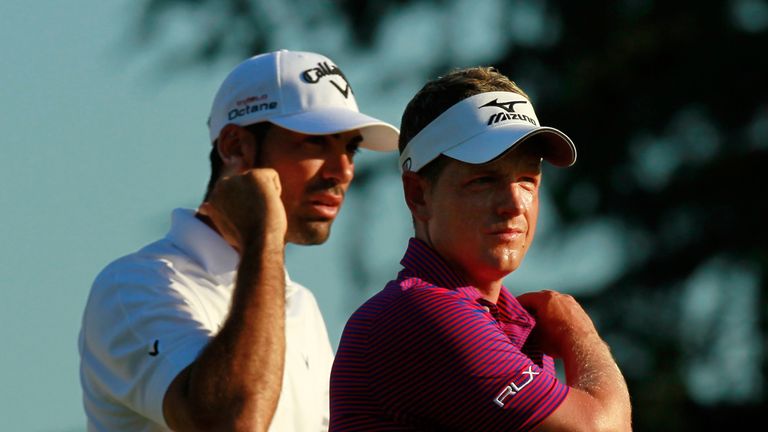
[208,49,399,151]
[399,91,577,173]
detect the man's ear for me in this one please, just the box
[402,171,432,222]
[216,124,257,173]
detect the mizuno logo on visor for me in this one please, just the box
[480,98,527,113]
[481,98,537,126]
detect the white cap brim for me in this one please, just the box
[208,50,400,151]
[268,107,400,151]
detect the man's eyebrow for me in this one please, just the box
[309,134,363,147]
[520,153,543,169]
[307,135,328,143]
[528,158,543,169]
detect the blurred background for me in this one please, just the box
[1,0,766,430]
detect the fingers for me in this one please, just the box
[517,290,595,358]
[204,168,288,250]
[518,290,583,320]
[259,168,282,195]
[517,289,560,313]
[217,168,280,196]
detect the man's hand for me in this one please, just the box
[517,290,599,359]
[199,168,288,252]
[518,290,632,431]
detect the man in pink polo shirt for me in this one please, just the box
[330,67,632,431]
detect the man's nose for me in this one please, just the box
[498,183,527,216]
[322,151,354,185]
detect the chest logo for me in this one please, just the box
[148,340,160,357]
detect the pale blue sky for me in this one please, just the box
[1,1,221,429]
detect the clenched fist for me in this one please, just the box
[517,290,601,359]
[199,168,288,252]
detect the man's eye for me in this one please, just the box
[470,176,495,184]
[305,137,326,146]
[519,177,538,190]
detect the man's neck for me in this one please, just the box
[472,279,503,304]
[414,232,504,304]
[195,209,219,234]
[194,207,242,254]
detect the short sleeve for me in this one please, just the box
[367,288,569,431]
[79,262,214,428]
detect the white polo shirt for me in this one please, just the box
[79,208,334,432]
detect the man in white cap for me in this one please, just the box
[79,50,399,431]
[330,67,632,431]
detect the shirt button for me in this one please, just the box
[483,306,490,312]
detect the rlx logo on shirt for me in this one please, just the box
[493,366,540,407]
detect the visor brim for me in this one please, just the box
[442,125,576,168]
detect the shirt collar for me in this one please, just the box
[399,238,534,327]
[166,208,298,298]
[284,268,298,298]
[166,208,239,285]
[495,286,535,326]
[399,237,481,301]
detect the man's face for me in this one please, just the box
[423,145,542,286]
[259,126,362,245]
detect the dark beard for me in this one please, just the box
[285,178,345,245]
[287,219,333,245]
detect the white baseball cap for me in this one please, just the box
[208,49,399,151]
[399,91,576,172]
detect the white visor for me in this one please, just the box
[399,91,576,173]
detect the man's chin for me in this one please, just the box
[287,220,334,245]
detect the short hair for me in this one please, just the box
[203,122,272,201]
[399,67,530,180]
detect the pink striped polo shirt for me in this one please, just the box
[330,238,569,431]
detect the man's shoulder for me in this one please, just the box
[91,208,221,290]
[394,278,472,309]
[343,279,488,364]
[348,278,468,328]
[94,238,184,286]
[86,237,203,312]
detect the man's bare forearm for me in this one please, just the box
[562,332,632,431]
[518,291,632,431]
[165,231,286,431]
